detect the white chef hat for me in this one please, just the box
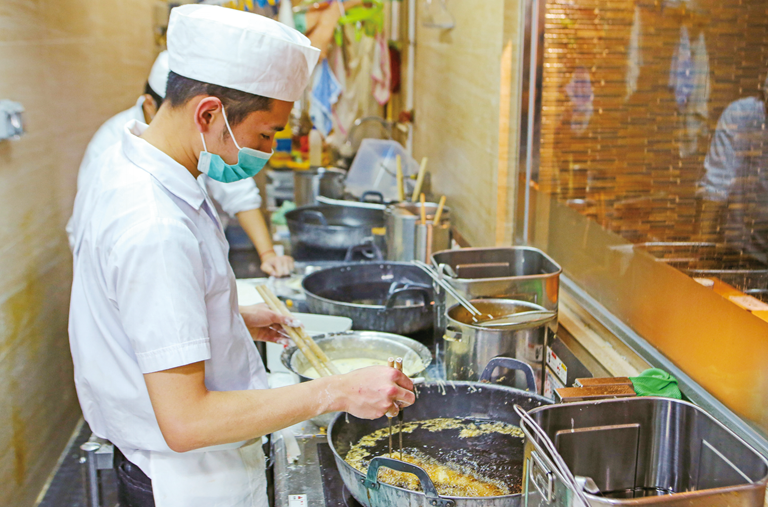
[147,51,170,98]
[167,4,320,102]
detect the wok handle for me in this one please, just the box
[363,457,454,507]
[384,287,431,309]
[479,356,537,392]
[360,190,385,203]
[297,210,328,226]
[344,241,383,262]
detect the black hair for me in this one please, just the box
[144,82,164,108]
[164,71,273,127]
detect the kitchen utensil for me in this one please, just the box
[412,260,484,317]
[293,167,346,206]
[256,285,339,376]
[384,201,451,262]
[281,331,433,383]
[473,309,557,327]
[430,247,562,344]
[433,195,447,224]
[396,155,405,202]
[285,204,385,251]
[302,262,434,334]
[395,357,404,459]
[316,194,388,210]
[411,157,429,202]
[328,357,552,507]
[520,397,768,507]
[420,193,427,224]
[387,356,395,456]
[281,330,432,427]
[444,299,556,390]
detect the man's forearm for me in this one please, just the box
[145,362,343,452]
[236,208,275,259]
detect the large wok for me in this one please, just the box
[286,204,385,250]
[328,357,552,507]
[302,262,434,334]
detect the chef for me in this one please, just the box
[67,52,294,277]
[68,5,414,507]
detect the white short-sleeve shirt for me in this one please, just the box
[66,98,261,250]
[68,120,268,506]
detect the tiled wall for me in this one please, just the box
[413,0,525,247]
[0,1,161,504]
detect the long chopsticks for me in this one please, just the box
[411,157,428,202]
[411,260,484,317]
[433,195,447,224]
[255,285,340,376]
[396,155,405,202]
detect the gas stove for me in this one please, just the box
[272,422,363,507]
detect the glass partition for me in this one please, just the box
[517,0,768,442]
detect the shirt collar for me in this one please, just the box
[121,120,206,210]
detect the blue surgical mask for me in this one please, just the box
[198,107,273,183]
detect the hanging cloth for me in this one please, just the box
[371,33,391,105]
[310,59,343,136]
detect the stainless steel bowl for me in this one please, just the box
[281,331,433,427]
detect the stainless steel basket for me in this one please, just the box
[520,397,768,507]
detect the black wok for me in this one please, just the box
[302,262,434,334]
[328,357,552,507]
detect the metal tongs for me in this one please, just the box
[386,357,405,459]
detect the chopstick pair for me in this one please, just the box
[254,285,340,377]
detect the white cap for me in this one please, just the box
[167,4,320,102]
[147,51,170,98]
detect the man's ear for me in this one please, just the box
[141,94,159,122]
[194,96,224,134]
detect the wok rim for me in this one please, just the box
[327,380,552,501]
[302,262,435,311]
[280,331,433,381]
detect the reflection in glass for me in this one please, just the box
[537,0,768,300]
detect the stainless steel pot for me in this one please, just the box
[302,262,434,334]
[431,247,562,345]
[385,202,451,262]
[293,167,346,206]
[328,357,553,507]
[444,299,556,392]
[285,204,385,251]
[281,331,433,427]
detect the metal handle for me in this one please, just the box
[384,287,431,309]
[297,209,328,226]
[344,241,383,261]
[479,356,537,392]
[443,325,462,342]
[530,450,556,504]
[361,190,385,203]
[363,457,455,507]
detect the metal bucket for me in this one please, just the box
[293,167,346,206]
[385,202,451,262]
[444,299,555,392]
[521,397,768,507]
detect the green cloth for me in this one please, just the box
[629,368,682,399]
[293,12,307,34]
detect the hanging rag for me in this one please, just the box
[678,31,710,156]
[669,26,694,111]
[371,33,391,105]
[310,59,343,136]
[629,368,683,399]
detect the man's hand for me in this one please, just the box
[240,303,301,344]
[331,366,415,419]
[260,254,294,278]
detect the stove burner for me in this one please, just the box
[317,443,363,507]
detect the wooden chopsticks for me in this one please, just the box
[255,285,340,376]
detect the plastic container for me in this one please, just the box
[345,139,418,202]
